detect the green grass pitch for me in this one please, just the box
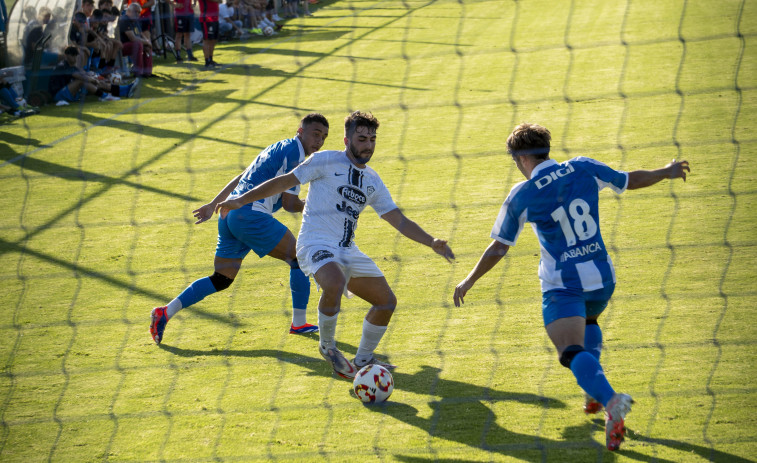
[0,0,756,461]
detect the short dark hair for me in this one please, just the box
[344,111,379,138]
[301,112,329,129]
[92,8,104,19]
[82,0,95,6]
[506,122,551,160]
[64,46,79,57]
[73,11,87,22]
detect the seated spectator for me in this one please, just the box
[48,46,140,105]
[90,8,123,74]
[47,7,71,48]
[22,6,54,67]
[69,12,96,69]
[0,73,38,117]
[129,0,156,46]
[218,0,245,39]
[247,0,279,35]
[119,3,155,77]
[98,0,121,26]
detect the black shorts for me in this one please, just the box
[139,16,153,33]
[201,20,219,40]
[175,14,194,33]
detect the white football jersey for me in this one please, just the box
[292,150,397,249]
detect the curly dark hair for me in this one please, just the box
[344,111,379,138]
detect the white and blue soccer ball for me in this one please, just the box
[352,364,394,403]
[263,25,274,36]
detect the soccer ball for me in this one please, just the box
[263,25,274,36]
[109,72,122,84]
[352,364,394,403]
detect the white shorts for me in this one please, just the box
[296,244,384,297]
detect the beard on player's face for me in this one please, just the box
[349,143,373,165]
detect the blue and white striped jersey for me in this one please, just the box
[491,157,629,292]
[229,136,305,215]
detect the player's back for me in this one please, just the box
[231,137,303,214]
[523,157,625,291]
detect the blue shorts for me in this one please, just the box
[54,85,85,103]
[541,284,615,326]
[215,209,288,259]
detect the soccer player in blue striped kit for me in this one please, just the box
[453,122,690,451]
[150,113,330,344]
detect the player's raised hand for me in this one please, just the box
[667,159,690,182]
[192,203,215,224]
[453,279,472,307]
[432,238,455,262]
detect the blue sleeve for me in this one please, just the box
[490,181,528,246]
[570,157,628,194]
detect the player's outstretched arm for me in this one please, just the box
[453,239,510,307]
[381,208,455,262]
[215,172,301,218]
[193,174,243,224]
[627,159,690,190]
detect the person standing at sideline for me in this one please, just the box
[198,0,221,68]
[150,113,331,344]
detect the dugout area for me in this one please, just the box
[2,0,175,105]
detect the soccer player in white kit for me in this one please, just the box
[216,111,455,379]
[453,122,690,451]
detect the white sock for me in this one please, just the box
[354,319,387,365]
[292,308,307,326]
[166,298,182,319]
[318,312,338,350]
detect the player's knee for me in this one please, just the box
[384,292,397,311]
[209,272,234,291]
[586,319,599,326]
[289,259,300,270]
[321,277,346,296]
[559,345,585,368]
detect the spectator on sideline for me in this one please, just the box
[89,8,123,74]
[218,0,245,39]
[452,122,691,451]
[247,0,278,35]
[0,73,38,117]
[48,7,71,48]
[150,113,332,345]
[129,0,156,45]
[22,6,54,67]
[214,111,455,379]
[68,12,97,69]
[172,0,198,61]
[119,3,155,77]
[198,0,221,68]
[48,46,122,104]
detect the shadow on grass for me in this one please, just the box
[0,148,199,201]
[160,343,753,463]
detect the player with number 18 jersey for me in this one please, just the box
[491,156,628,294]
